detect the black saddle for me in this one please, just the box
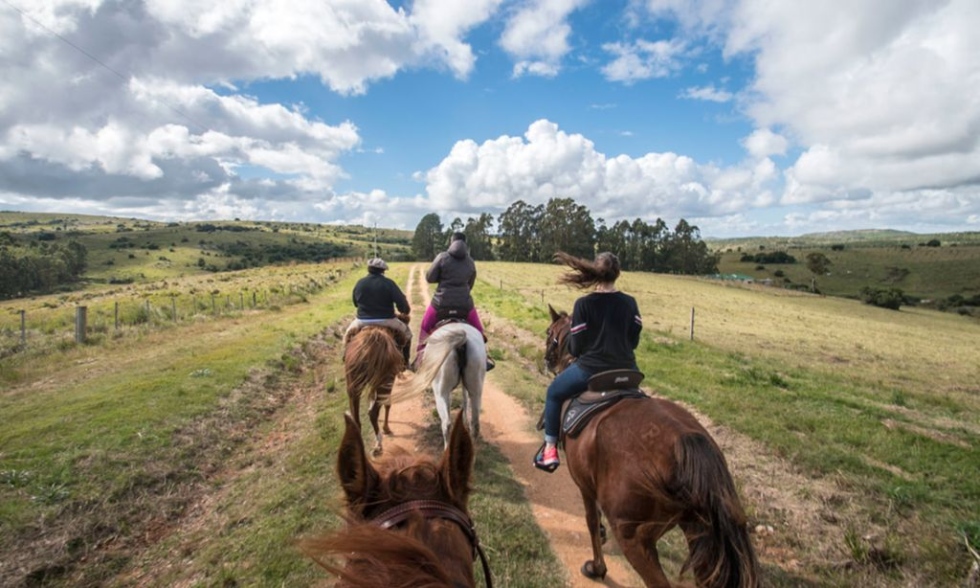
[536,369,647,444]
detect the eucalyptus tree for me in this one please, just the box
[496,200,544,262]
[538,197,595,261]
[411,213,444,261]
[463,213,495,261]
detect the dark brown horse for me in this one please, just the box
[545,305,759,588]
[299,410,491,588]
[344,321,407,456]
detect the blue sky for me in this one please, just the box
[1,0,978,238]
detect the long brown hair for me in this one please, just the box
[554,251,621,289]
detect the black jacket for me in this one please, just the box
[352,272,410,319]
[569,291,642,373]
[425,239,476,311]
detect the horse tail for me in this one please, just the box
[345,328,403,398]
[397,328,469,401]
[675,433,760,588]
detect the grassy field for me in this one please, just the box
[714,236,980,304]
[2,213,979,586]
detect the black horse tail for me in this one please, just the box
[675,433,760,588]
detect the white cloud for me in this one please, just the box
[424,119,779,223]
[742,129,787,159]
[680,85,733,102]
[601,38,687,83]
[499,0,590,77]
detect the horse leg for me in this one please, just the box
[379,381,394,436]
[367,393,384,457]
[382,404,392,435]
[581,496,608,580]
[614,523,673,588]
[433,381,452,448]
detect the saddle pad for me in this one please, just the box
[561,388,647,441]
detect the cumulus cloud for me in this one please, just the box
[0,0,506,223]
[601,38,687,83]
[499,0,590,77]
[423,119,779,224]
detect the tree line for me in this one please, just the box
[0,232,88,299]
[410,198,719,274]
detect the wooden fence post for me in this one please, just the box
[171,297,177,322]
[690,307,695,341]
[75,306,87,344]
[20,309,26,346]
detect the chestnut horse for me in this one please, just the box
[299,410,492,588]
[344,322,406,456]
[545,305,759,588]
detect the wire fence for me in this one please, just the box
[0,264,356,358]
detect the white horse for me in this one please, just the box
[403,322,486,446]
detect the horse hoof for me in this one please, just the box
[581,560,606,580]
[372,446,383,457]
[383,426,393,435]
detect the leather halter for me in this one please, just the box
[545,315,573,375]
[371,499,494,588]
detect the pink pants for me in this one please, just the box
[419,305,484,338]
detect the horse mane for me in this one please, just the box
[299,446,472,587]
[299,523,455,588]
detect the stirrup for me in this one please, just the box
[485,357,495,371]
[532,442,559,473]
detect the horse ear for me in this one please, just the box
[337,412,380,515]
[440,410,474,508]
[548,304,561,322]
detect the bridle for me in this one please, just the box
[545,315,573,375]
[371,499,494,588]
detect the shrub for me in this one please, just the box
[860,286,904,310]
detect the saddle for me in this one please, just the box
[537,369,647,446]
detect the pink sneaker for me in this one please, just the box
[534,444,560,472]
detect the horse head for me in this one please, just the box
[545,304,573,375]
[301,410,490,587]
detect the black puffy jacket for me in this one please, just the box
[426,239,476,311]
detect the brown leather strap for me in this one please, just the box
[371,499,493,588]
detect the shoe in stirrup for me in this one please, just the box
[533,443,560,473]
[485,356,495,371]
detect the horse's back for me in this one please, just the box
[566,396,719,506]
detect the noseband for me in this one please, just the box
[371,499,493,588]
[545,316,573,375]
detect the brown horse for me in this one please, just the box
[545,305,759,588]
[344,322,406,456]
[299,410,492,588]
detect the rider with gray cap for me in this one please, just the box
[344,258,413,368]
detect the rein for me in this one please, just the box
[545,316,573,375]
[371,499,494,588]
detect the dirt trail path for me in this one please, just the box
[391,265,643,587]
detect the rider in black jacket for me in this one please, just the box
[345,258,413,367]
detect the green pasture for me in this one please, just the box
[2,257,979,586]
[476,262,980,586]
[716,241,980,302]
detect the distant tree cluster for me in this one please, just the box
[0,232,88,299]
[860,286,905,310]
[740,251,797,264]
[410,198,719,275]
[213,239,348,270]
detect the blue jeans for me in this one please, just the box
[544,362,592,443]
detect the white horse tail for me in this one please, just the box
[395,327,469,401]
